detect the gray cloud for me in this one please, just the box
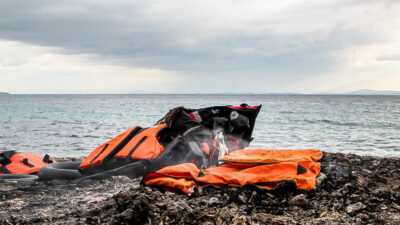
[1,0,399,92]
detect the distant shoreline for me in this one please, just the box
[2,89,400,95]
[2,93,400,96]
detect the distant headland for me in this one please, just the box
[126,89,400,95]
[0,92,10,95]
[314,89,400,95]
[345,89,400,95]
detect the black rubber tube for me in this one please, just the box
[0,174,38,182]
[38,161,83,181]
[78,160,151,180]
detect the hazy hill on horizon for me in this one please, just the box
[1,89,400,95]
[345,89,400,95]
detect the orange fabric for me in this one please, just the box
[146,163,201,179]
[79,126,141,170]
[143,149,322,194]
[115,124,167,159]
[145,177,197,194]
[2,153,55,175]
[202,142,210,155]
[79,124,167,170]
[222,149,322,164]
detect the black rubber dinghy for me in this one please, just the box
[0,174,38,182]
[38,161,83,181]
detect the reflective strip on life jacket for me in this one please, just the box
[1,152,55,175]
[221,149,323,165]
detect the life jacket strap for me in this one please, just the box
[0,165,11,174]
[126,136,148,158]
[0,151,16,165]
[21,158,35,168]
[42,154,53,164]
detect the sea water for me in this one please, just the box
[0,94,399,157]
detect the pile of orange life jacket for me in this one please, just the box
[143,149,322,195]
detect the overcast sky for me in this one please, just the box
[1,0,399,94]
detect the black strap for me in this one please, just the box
[42,154,53,164]
[0,151,16,165]
[0,155,8,165]
[21,158,35,168]
[127,136,148,158]
[89,144,109,163]
[0,165,11,174]
[103,126,143,163]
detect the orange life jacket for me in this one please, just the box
[143,149,322,194]
[0,151,55,175]
[222,149,323,164]
[79,124,168,174]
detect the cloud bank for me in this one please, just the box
[1,0,399,93]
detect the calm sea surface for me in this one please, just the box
[0,94,399,157]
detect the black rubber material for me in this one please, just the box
[38,161,83,181]
[78,160,152,180]
[79,160,150,180]
[0,174,38,182]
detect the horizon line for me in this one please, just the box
[2,92,400,96]
[2,89,400,95]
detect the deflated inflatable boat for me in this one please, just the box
[1,104,264,182]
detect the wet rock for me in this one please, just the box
[290,194,308,206]
[316,173,327,186]
[208,197,220,205]
[238,193,247,203]
[346,202,366,214]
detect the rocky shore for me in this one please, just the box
[1,152,400,224]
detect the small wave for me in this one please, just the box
[303,119,317,124]
[374,123,400,130]
[302,119,360,126]
[50,120,82,125]
[29,115,49,119]
[319,119,361,127]
[302,119,400,129]
[72,147,88,151]
[280,111,295,114]
[57,134,97,138]
[349,139,368,143]
[380,145,400,151]
[68,134,80,138]
[82,135,101,138]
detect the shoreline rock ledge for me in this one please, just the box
[1,152,400,224]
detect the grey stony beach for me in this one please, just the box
[1,152,399,224]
